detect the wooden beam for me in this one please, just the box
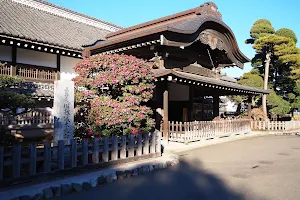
[163,82,169,144]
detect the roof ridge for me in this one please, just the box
[106,2,221,39]
[10,0,123,32]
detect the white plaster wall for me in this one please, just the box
[60,56,79,80]
[169,83,189,101]
[17,48,56,68]
[0,45,12,62]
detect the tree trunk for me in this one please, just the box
[262,52,271,121]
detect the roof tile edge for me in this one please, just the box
[11,0,123,32]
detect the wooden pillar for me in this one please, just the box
[163,82,169,144]
[201,96,205,120]
[248,95,252,119]
[11,45,17,76]
[56,54,61,80]
[213,96,219,118]
[12,45,17,66]
[188,85,194,121]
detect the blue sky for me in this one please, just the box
[49,0,299,78]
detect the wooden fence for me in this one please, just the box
[0,132,160,181]
[0,64,59,83]
[251,120,300,132]
[165,120,251,144]
[0,110,53,126]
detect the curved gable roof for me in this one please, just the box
[86,2,249,68]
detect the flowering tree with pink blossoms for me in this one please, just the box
[73,53,156,138]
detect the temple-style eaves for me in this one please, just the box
[84,2,250,69]
[154,69,270,95]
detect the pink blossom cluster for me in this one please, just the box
[73,53,156,135]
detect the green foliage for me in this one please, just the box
[228,70,263,105]
[238,71,264,89]
[246,19,300,118]
[0,63,35,146]
[291,97,300,109]
[0,91,34,112]
[267,91,290,116]
[250,19,275,39]
[0,75,23,87]
[253,35,293,54]
[275,28,298,44]
[294,83,300,95]
[288,93,296,100]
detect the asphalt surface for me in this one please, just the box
[56,135,300,200]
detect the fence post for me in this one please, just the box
[0,146,3,180]
[136,134,142,156]
[82,138,88,165]
[184,122,188,145]
[13,143,21,178]
[155,130,161,154]
[102,137,109,162]
[29,143,37,175]
[128,135,135,157]
[143,133,149,155]
[120,135,126,159]
[44,141,51,173]
[58,140,64,170]
[92,138,99,164]
[150,132,156,154]
[71,139,77,167]
[111,136,118,161]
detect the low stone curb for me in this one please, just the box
[8,155,179,200]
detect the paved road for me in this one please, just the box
[56,135,300,200]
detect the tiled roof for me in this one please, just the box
[0,0,122,50]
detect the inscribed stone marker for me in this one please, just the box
[53,80,74,145]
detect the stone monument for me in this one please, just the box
[53,80,74,145]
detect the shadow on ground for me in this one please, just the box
[57,158,264,200]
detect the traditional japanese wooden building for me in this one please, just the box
[0,0,121,107]
[84,2,269,141]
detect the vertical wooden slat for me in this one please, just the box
[179,122,183,142]
[82,138,88,165]
[58,140,64,170]
[29,143,37,175]
[128,135,135,157]
[155,130,161,154]
[136,134,142,156]
[13,143,21,178]
[44,141,51,173]
[71,139,77,167]
[92,138,99,164]
[128,135,134,158]
[102,137,109,162]
[143,133,149,155]
[0,146,3,180]
[150,131,156,154]
[111,136,118,161]
[120,135,126,159]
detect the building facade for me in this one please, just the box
[1,1,269,142]
[0,0,122,107]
